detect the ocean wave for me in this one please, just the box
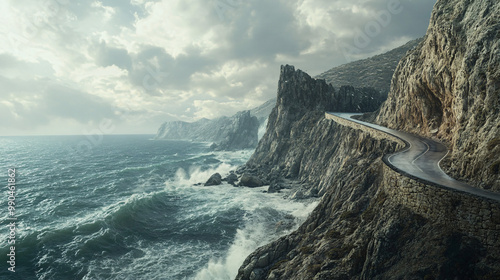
[161,161,319,280]
[0,138,318,280]
[193,188,319,280]
[169,163,237,187]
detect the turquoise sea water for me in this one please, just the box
[0,135,316,280]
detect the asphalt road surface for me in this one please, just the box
[328,112,500,203]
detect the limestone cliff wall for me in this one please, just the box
[237,68,500,279]
[376,0,500,190]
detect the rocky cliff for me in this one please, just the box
[155,110,259,150]
[236,66,500,280]
[375,0,500,191]
[316,38,422,94]
[235,0,500,276]
[244,65,387,196]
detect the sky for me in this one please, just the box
[0,0,436,136]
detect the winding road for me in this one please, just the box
[327,112,500,203]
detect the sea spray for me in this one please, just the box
[194,188,318,280]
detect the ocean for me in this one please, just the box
[0,135,317,280]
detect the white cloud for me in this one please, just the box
[0,0,436,135]
[90,1,116,21]
[123,0,220,57]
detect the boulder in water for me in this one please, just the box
[204,173,222,186]
[224,172,238,186]
[239,173,265,188]
[267,183,282,193]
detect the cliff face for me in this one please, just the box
[376,0,500,190]
[155,110,259,150]
[316,38,422,94]
[237,65,500,279]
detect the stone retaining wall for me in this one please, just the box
[383,164,500,251]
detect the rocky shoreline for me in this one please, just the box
[200,65,387,199]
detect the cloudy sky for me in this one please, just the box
[0,0,435,136]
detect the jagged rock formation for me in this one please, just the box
[245,65,387,195]
[316,38,422,94]
[375,0,500,191]
[224,172,238,186]
[239,173,265,188]
[155,110,259,150]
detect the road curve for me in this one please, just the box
[327,112,500,203]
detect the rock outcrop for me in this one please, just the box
[375,0,500,191]
[204,173,222,186]
[239,173,265,188]
[155,110,259,151]
[224,172,238,186]
[245,65,387,197]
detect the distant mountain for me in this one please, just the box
[316,38,422,94]
[155,100,276,151]
[155,110,259,151]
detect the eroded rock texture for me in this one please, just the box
[236,64,500,280]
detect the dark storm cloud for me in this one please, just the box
[43,85,116,122]
[0,53,21,68]
[226,0,311,60]
[288,0,436,70]
[91,41,133,70]
[345,0,435,52]
[128,45,215,93]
